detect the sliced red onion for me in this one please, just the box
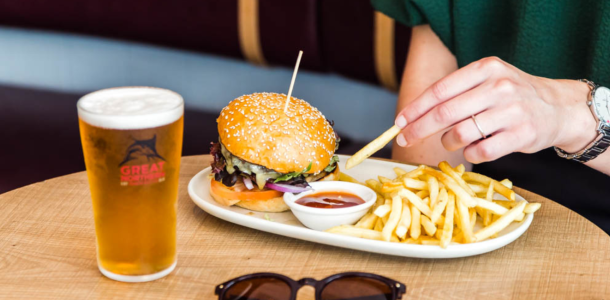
[265,182,312,194]
[242,176,254,190]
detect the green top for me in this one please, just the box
[371,0,610,84]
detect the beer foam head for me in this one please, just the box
[77,87,184,130]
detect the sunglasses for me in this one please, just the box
[215,272,406,300]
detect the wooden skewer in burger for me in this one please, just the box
[209,51,341,212]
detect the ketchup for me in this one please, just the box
[296,192,365,208]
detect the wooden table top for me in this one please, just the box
[1,155,609,299]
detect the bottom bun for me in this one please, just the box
[234,196,289,212]
[209,165,340,213]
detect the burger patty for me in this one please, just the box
[210,142,339,189]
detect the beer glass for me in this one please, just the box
[77,87,183,282]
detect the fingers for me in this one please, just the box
[395,57,508,129]
[441,105,525,151]
[463,126,531,163]
[399,85,495,146]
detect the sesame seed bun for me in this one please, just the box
[217,92,337,174]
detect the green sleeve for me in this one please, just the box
[371,0,454,52]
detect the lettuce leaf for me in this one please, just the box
[274,163,312,183]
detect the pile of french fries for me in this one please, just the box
[332,161,541,248]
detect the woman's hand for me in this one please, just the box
[394,56,597,164]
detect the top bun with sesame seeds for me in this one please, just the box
[217,92,337,174]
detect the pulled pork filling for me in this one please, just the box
[210,142,339,189]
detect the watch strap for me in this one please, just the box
[554,126,610,163]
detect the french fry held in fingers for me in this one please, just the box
[335,159,541,248]
[345,125,401,169]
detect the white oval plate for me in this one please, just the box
[188,155,533,258]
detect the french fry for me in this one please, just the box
[403,165,425,179]
[424,166,476,207]
[500,178,513,189]
[355,212,371,227]
[451,230,464,243]
[483,182,494,225]
[435,226,443,239]
[454,164,466,175]
[374,218,383,231]
[374,204,391,218]
[463,172,515,201]
[345,125,401,169]
[378,175,392,184]
[421,215,437,236]
[456,195,475,243]
[524,203,541,214]
[416,190,429,199]
[439,161,476,196]
[474,201,526,241]
[468,183,488,194]
[393,167,407,177]
[355,213,378,230]
[515,212,525,222]
[381,181,403,193]
[398,189,433,218]
[428,176,439,207]
[326,225,383,240]
[440,196,455,248]
[402,178,428,190]
[395,200,411,239]
[338,172,364,185]
[430,188,449,224]
[404,238,419,244]
[493,200,513,209]
[421,239,440,246]
[410,203,421,239]
[475,197,509,215]
[435,214,445,226]
[366,179,383,194]
[470,208,477,229]
[382,195,403,241]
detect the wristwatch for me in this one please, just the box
[554,79,610,163]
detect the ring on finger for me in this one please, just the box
[471,115,488,139]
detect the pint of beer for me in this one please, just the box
[78,87,183,282]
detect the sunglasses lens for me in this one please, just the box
[320,276,393,300]
[222,277,292,300]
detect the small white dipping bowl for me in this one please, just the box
[283,181,376,231]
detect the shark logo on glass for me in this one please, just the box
[119,135,166,186]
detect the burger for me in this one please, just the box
[209,92,340,212]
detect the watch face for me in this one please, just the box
[593,86,610,125]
